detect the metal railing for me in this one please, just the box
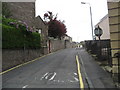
[84,39,112,66]
[114,51,120,83]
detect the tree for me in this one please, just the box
[44,11,67,38]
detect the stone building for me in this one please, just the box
[35,16,48,54]
[95,14,110,40]
[63,35,72,43]
[2,1,49,54]
[2,1,36,30]
[63,35,73,48]
[107,0,120,85]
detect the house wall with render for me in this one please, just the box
[95,14,110,40]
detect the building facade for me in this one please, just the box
[35,16,48,54]
[95,14,110,40]
[2,1,36,30]
[63,35,72,43]
[107,0,120,85]
[2,1,49,54]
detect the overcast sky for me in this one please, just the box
[36,0,108,42]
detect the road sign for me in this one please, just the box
[94,26,103,37]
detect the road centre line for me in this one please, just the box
[0,52,53,75]
[76,55,84,89]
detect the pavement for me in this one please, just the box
[76,48,116,89]
[1,48,118,89]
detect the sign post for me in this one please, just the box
[94,26,103,60]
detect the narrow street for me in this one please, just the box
[2,48,115,89]
[1,0,120,89]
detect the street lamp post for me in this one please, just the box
[81,2,94,40]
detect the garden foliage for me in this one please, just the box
[2,17,41,49]
[44,11,67,39]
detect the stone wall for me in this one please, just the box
[49,39,65,52]
[107,1,120,84]
[65,40,73,48]
[2,49,43,71]
[48,39,75,53]
[2,39,75,71]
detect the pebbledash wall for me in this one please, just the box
[94,14,110,40]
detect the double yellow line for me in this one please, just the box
[76,55,84,89]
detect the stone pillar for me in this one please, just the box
[107,1,120,84]
[0,1,2,89]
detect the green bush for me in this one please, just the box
[2,17,16,25]
[2,17,41,49]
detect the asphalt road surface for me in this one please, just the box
[2,48,116,89]
[2,48,82,88]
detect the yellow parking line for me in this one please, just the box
[0,53,52,75]
[76,55,84,89]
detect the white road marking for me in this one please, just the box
[74,73,77,75]
[53,80,57,82]
[60,80,64,83]
[40,72,49,80]
[43,72,49,77]
[49,72,56,81]
[53,80,65,83]
[68,80,74,83]
[22,85,28,88]
[45,73,52,79]
[73,76,79,81]
[57,80,60,82]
